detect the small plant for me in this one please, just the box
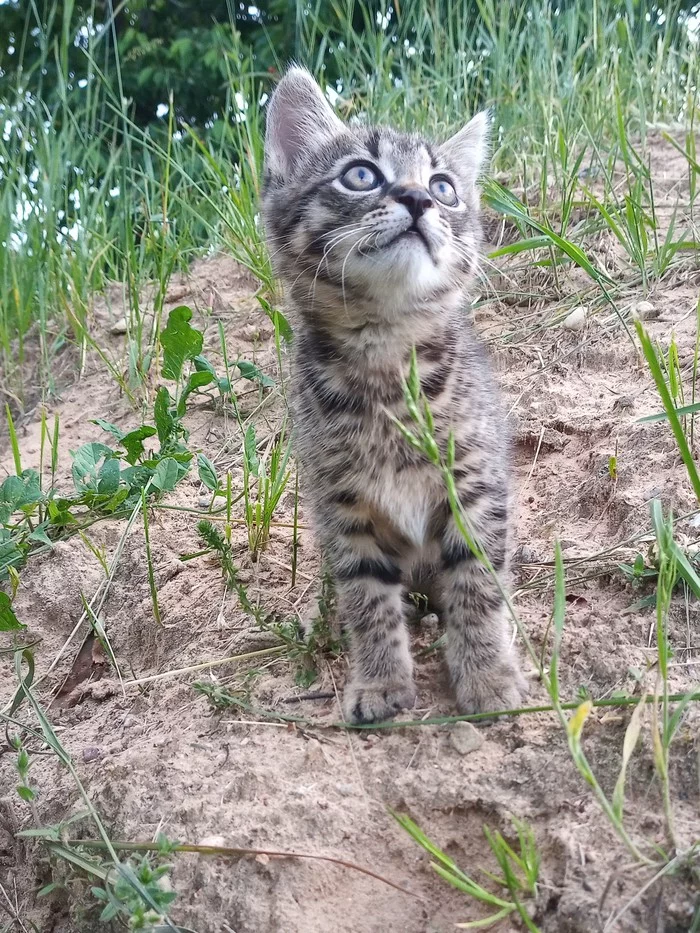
[194,673,258,711]
[13,736,38,809]
[196,519,238,589]
[635,318,700,502]
[92,850,178,930]
[241,422,292,560]
[394,812,541,930]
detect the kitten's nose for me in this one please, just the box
[393,186,434,222]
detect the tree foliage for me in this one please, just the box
[1,0,698,127]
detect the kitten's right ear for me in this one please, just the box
[265,67,344,179]
[438,110,491,187]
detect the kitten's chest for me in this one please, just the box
[358,404,441,546]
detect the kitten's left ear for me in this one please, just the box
[438,110,491,186]
[265,66,345,180]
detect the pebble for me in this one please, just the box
[420,612,440,627]
[562,306,587,331]
[122,714,142,731]
[81,746,103,762]
[198,835,226,849]
[335,782,356,797]
[515,544,538,564]
[449,721,484,756]
[110,318,128,335]
[635,300,658,320]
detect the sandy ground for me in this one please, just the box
[1,135,699,933]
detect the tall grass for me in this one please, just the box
[1,0,698,407]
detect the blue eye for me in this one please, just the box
[430,175,458,206]
[340,163,382,191]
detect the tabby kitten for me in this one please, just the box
[262,68,527,724]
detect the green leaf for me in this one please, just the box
[636,321,700,502]
[17,785,36,802]
[0,469,42,512]
[236,360,275,387]
[120,425,158,465]
[37,882,61,897]
[257,295,293,344]
[121,465,154,492]
[488,235,552,259]
[90,418,125,442]
[177,370,215,416]
[197,453,218,491]
[637,401,700,423]
[151,457,180,493]
[47,499,78,526]
[97,458,122,494]
[28,524,53,547]
[154,387,176,447]
[160,305,203,381]
[0,591,25,630]
[244,425,259,473]
[193,355,217,376]
[71,443,113,493]
[103,487,131,513]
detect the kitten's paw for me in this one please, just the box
[343,680,417,724]
[455,660,528,717]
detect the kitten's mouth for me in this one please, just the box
[392,224,434,259]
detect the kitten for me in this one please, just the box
[262,68,527,724]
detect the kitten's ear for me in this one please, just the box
[265,66,344,178]
[438,110,490,186]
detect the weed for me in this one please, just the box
[91,849,178,930]
[394,812,541,930]
[196,518,237,589]
[241,422,292,560]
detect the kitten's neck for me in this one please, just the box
[294,290,468,376]
[290,280,467,340]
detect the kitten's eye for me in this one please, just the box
[430,175,458,206]
[340,163,382,192]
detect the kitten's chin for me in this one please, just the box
[350,241,453,304]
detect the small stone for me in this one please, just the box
[635,300,658,320]
[110,318,128,335]
[449,722,484,756]
[198,835,226,849]
[514,544,538,564]
[335,782,355,797]
[562,306,587,331]
[612,395,634,412]
[81,746,102,762]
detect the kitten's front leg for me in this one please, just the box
[438,502,527,715]
[324,524,416,723]
[337,574,416,723]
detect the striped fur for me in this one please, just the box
[262,68,526,723]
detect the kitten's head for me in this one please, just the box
[262,67,489,321]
